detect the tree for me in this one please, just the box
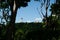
[34,0,51,29]
[50,0,60,19]
[35,0,60,30]
[0,0,30,40]
[50,0,60,30]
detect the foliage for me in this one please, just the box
[14,23,43,40]
[50,0,60,30]
[0,0,60,40]
[0,0,30,40]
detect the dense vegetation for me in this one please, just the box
[0,22,60,40]
[0,0,60,40]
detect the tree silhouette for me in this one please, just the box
[50,0,60,30]
[0,0,30,40]
[35,0,60,30]
[35,0,51,29]
[50,0,60,19]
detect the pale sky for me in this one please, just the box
[15,0,55,23]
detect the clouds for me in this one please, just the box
[26,20,31,23]
[34,18,42,22]
[16,17,42,23]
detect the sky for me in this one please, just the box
[15,0,55,23]
[0,0,55,23]
[16,0,41,23]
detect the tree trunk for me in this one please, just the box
[5,4,18,40]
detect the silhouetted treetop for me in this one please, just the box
[0,0,30,8]
[50,0,60,15]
